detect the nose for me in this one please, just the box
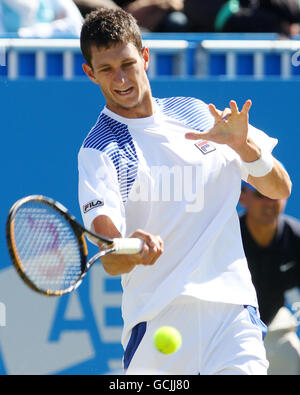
[113,68,126,84]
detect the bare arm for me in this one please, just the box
[92,215,164,276]
[185,100,292,200]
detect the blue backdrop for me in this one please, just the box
[0,78,299,374]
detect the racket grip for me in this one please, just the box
[113,238,143,254]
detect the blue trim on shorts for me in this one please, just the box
[244,305,268,340]
[123,322,147,370]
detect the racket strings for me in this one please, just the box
[12,202,83,292]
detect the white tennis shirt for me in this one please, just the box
[78,97,278,347]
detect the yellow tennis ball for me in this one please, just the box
[153,326,182,354]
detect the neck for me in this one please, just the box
[108,97,154,119]
[245,215,278,247]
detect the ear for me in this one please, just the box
[82,63,98,85]
[142,47,150,71]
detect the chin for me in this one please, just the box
[118,99,142,111]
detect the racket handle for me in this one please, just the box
[113,238,143,254]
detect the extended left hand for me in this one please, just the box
[185,100,252,151]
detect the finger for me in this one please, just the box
[146,235,157,249]
[143,239,163,266]
[156,236,164,251]
[229,100,239,114]
[185,131,209,140]
[185,131,201,140]
[136,233,163,263]
[208,103,222,120]
[132,229,155,247]
[154,237,164,258]
[147,248,161,266]
[241,99,252,114]
[221,107,231,120]
[139,242,150,261]
[148,236,163,255]
[131,230,154,258]
[148,235,164,263]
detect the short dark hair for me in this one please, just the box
[80,8,143,67]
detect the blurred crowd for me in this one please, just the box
[0,0,83,37]
[0,0,299,37]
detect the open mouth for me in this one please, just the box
[115,87,134,96]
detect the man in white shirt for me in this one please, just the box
[78,8,292,374]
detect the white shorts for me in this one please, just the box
[123,296,269,375]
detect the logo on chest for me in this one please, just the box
[194,140,216,155]
[83,199,104,214]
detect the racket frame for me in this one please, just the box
[6,195,116,296]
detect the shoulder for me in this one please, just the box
[82,112,130,153]
[155,96,209,110]
[281,214,300,237]
[155,96,214,131]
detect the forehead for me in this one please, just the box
[245,188,286,204]
[90,42,142,67]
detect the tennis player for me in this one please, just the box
[78,8,292,375]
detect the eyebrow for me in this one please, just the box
[95,58,137,70]
[96,63,111,70]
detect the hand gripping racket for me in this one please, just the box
[6,195,143,296]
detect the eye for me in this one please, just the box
[123,61,135,68]
[100,67,111,72]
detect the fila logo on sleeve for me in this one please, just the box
[83,199,104,214]
[195,140,216,155]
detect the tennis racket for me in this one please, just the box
[6,195,143,296]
